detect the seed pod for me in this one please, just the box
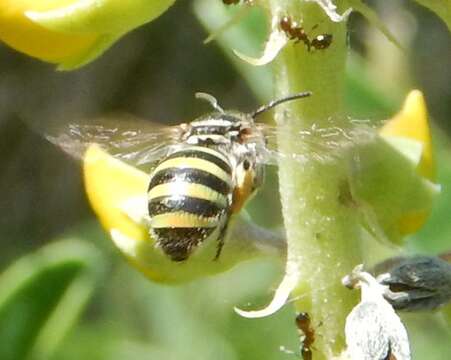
[374,255,451,311]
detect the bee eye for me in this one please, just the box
[243,159,250,170]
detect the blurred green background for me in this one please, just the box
[0,0,450,359]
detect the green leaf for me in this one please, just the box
[347,0,404,50]
[410,133,451,254]
[413,0,451,31]
[442,303,451,331]
[0,240,104,360]
[350,136,440,245]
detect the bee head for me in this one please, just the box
[192,91,312,145]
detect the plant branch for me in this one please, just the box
[267,1,362,358]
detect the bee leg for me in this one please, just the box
[214,222,230,261]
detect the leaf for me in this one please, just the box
[349,90,440,245]
[413,0,451,31]
[350,135,439,245]
[347,0,404,51]
[0,240,103,360]
[410,133,451,254]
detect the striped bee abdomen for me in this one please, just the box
[147,146,233,261]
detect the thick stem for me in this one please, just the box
[268,1,361,358]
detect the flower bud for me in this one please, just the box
[350,90,440,244]
[0,0,176,70]
[374,255,451,311]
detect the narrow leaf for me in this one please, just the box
[413,0,451,31]
[0,240,103,360]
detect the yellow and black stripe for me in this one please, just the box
[147,146,233,261]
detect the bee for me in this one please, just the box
[46,92,316,262]
[45,93,373,263]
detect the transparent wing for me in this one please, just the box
[255,119,381,165]
[45,114,185,166]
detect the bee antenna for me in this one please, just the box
[195,92,224,113]
[250,91,312,118]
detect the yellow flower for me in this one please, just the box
[0,0,176,70]
[83,145,283,284]
[379,90,438,236]
[379,90,435,181]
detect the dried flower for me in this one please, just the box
[373,255,451,311]
[343,265,411,360]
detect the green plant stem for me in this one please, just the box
[268,1,362,358]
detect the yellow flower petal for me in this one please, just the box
[380,90,435,181]
[397,209,430,235]
[375,90,440,238]
[83,144,149,242]
[26,0,176,34]
[84,145,171,282]
[83,144,284,284]
[0,0,175,69]
[0,0,99,64]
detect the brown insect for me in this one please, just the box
[280,16,311,50]
[279,16,333,52]
[222,0,253,4]
[295,312,316,360]
[310,34,333,50]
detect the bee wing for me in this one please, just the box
[45,114,185,166]
[255,120,378,165]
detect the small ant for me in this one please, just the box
[279,16,333,51]
[280,16,311,49]
[311,34,333,50]
[295,312,316,360]
[222,0,253,4]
